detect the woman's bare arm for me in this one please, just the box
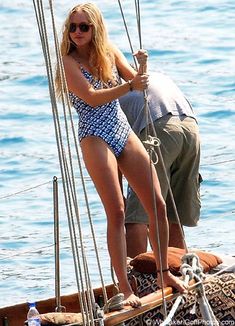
[63,50,148,107]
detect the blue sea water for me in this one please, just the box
[0,0,235,308]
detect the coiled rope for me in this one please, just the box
[160,253,220,325]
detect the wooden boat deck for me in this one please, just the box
[0,284,176,326]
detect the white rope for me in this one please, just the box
[118,1,188,257]
[160,259,194,325]
[197,295,219,326]
[50,3,109,307]
[181,254,219,325]
[160,252,221,325]
[118,0,172,318]
[31,2,228,325]
[32,2,90,323]
[32,1,111,324]
[160,295,186,326]
[207,263,235,277]
[137,13,169,322]
[0,180,51,200]
[48,2,98,322]
[117,0,138,70]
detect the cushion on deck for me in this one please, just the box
[130,247,223,274]
[40,312,83,325]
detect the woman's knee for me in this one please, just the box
[148,198,167,220]
[158,200,167,217]
[106,208,125,228]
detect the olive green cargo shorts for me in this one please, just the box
[125,115,201,227]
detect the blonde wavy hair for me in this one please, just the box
[55,3,116,98]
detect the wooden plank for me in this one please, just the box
[0,284,114,326]
[0,287,176,326]
[0,282,197,326]
[104,287,175,326]
[104,280,199,326]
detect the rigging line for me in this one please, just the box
[133,1,169,317]
[44,2,86,316]
[0,226,92,263]
[56,36,108,307]
[0,180,51,200]
[48,2,96,323]
[133,0,187,254]
[134,0,142,49]
[0,235,102,262]
[148,149,168,317]
[145,127,188,252]
[35,1,108,322]
[0,210,235,264]
[133,0,152,144]
[117,0,138,70]
[2,202,234,263]
[33,2,90,323]
[2,155,233,201]
[117,3,189,318]
[52,26,95,326]
[0,176,91,201]
[201,158,235,166]
[135,2,187,252]
[206,264,235,278]
[134,2,168,316]
[160,254,207,326]
[57,3,106,300]
[117,1,168,317]
[51,4,108,307]
[0,243,55,261]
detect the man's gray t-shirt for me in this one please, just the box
[119,71,196,135]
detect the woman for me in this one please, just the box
[56,3,187,307]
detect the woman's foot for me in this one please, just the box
[123,292,141,308]
[157,271,188,294]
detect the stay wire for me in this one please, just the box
[33,1,108,323]
[50,3,108,308]
[50,0,109,321]
[117,0,138,70]
[118,1,187,253]
[135,0,142,49]
[48,2,98,323]
[136,0,170,318]
[118,0,168,317]
[32,2,90,323]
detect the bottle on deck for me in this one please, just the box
[27,302,41,326]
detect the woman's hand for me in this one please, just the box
[131,73,149,91]
[133,49,148,66]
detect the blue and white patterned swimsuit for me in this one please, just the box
[69,67,131,157]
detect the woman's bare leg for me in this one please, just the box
[125,223,148,257]
[118,132,187,293]
[81,136,141,307]
[169,222,186,249]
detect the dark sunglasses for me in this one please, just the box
[69,22,91,33]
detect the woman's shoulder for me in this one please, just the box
[111,44,123,58]
[63,54,74,65]
[111,44,129,68]
[62,54,81,73]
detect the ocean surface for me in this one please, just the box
[0,0,235,308]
